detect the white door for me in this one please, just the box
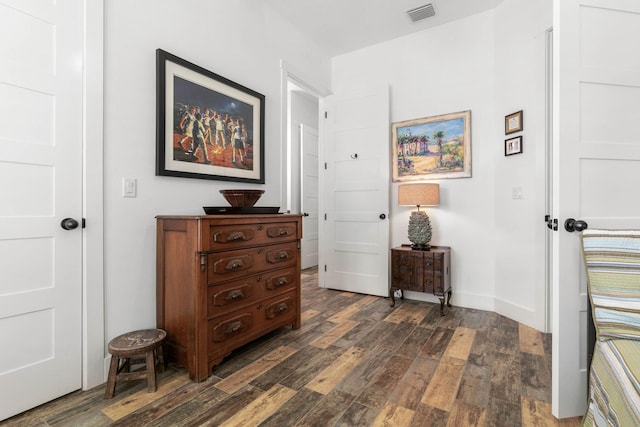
[0,0,83,420]
[300,124,319,269]
[320,85,390,296]
[552,0,640,418]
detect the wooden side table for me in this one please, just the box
[390,245,452,315]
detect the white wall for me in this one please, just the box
[493,0,552,330]
[103,1,331,344]
[333,10,498,313]
[332,0,552,330]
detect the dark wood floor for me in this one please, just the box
[4,268,582,426]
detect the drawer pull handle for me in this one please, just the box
[279,229,288,236]
[228,231,246,241]
[225,321,243,335]
[278,252,288,260]
[225,290,244,301]
[278,278,288,287]
[275,303,288,313]
[226,259,245,270]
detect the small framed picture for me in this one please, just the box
[505,136,523,156]
[505,110,523,134]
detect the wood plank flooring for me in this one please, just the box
[3,268,583,426]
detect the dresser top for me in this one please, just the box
[156,214,302,219]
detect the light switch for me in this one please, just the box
[123,178,137,198]
[512,186,524,199]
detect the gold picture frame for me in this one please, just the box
[505,110,523,135]
[392,110,472,181]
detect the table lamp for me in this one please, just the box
[398,183,440,250]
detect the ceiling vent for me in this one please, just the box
[407,3,436,22]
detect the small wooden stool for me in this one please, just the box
[104,329,166,399]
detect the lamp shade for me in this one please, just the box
[398,183,440,207]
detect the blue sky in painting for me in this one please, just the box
[398,118,464,140]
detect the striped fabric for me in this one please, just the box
[582,339,640,426]
[582,230,640,341]
[582,230,640,426]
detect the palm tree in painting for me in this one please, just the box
[433,130,446,167]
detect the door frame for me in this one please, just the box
[279,60,330,214]
[83,0,105,390]
[544,26,553,334]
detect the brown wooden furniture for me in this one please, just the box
[105,329,166,399]
[156,214,302,382]
[390,245,451,315]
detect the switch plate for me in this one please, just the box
[512,186,524,199]
[123,178,137,198]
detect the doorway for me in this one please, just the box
[282,64,327,270]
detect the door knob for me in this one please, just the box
[379,213,386,220]
[564,218,588,232]
[61,218,79,230]
[302,212,310,217]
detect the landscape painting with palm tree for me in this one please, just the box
[392,110,472,181]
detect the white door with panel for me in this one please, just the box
[320,85,390,296]
[552,0,640,418]
[301,124,319,269]
[0,0,84,420]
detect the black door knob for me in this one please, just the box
[379,213,386,220]
[574,220,588,232]
[302,212,310,217]
[564,218,588,232]
[61,218,79,230]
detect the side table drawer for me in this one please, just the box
[391,249,424,292]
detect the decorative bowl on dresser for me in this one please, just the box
[156,214,302,381]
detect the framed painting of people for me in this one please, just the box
[392,110,472,181]
[156,49,265,183]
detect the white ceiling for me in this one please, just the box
[264,0,504,57]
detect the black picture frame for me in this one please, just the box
[505,135,523,156]
[156,49,265,183]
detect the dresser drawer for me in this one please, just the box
[205,221,299,251]
[209,311,256,344]
[207,241,298,283]
[207,290,297,350]
[263,267,297,293]
[264,292,296,321]
[207,267,298,317]
[207,279,258,317]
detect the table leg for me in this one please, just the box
[390,287,403,307]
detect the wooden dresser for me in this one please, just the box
[390,245,451,315]
[156,214,302,381]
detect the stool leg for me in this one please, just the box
[156,344,165,374]
[104,355,119,399]
[146,350,157,393]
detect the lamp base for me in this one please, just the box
[411,243,431,251]
[407,210,433,252]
